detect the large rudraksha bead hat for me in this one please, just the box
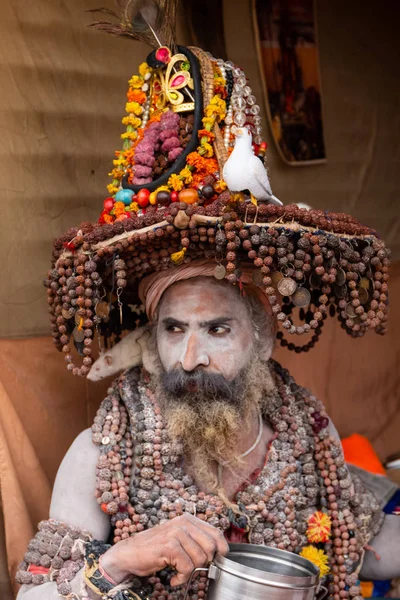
[45,0,390,376]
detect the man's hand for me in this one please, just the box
[100,514,229,587]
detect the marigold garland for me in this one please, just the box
[202,142,214,158]
[213,65,227,98]
[107,183,119,195]
[104,57,228,203]
[198,129,215,142]
[138,62,151,77]
[108,167,125,181]
[300,546,330,577]
[197,92,227,157]
[180,167,193,185]
[128,75,143,89]
[106,64,151,196]
[186,152,219,176]
[121,130,139,141]
[168,174,184,192]
[204,96,226,121]
[111,201,126,218]
[124,103,143,117]
[127,90,147,104]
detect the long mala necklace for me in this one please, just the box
[216,410,263,492]
[91,362,384,600]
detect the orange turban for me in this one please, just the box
[139,259,272,321]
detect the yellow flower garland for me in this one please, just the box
[180,167,193,184]
[197,94,227,157]
[107,183,119,195]
[106,63,152,196]
[106,59,225,197]
[204,96,226,121]
[138,62,151,77]
[124,104,143,117]
[168,174,184,192]
[128,75,143,89]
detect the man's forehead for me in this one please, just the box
[158,278,248,320]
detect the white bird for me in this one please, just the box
[223,128,283,206]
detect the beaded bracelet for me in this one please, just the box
[84,540,153,600]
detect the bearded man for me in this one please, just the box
[14,4,398,598]
[16,267,400,600]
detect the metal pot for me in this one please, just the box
[183,543,327,600]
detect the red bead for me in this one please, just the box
[104,197,115,212]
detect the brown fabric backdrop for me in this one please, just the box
[0,0,399,339]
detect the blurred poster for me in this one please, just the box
[253,0,326,165]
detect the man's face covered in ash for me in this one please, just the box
[153,277,275,489]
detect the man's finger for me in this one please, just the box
[180,525,219,563]
[168,542,196,587]
[174,527,209,569]
[182,515,229,557]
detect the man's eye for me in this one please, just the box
[166,325,184,333]
[209,326,230,336]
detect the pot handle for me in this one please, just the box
[182,567,209,600]
[317,585,328,600]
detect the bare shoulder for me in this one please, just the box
[50,428,110,540]
[326,418,341,443]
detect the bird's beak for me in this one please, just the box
[236,128,244,136]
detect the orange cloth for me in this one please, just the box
[342,433,386,475]
[138,259,272,320]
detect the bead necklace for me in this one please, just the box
[90,360,384,600]
[209,56,263,145]
[216,411,263,490]
[16,360,384,600]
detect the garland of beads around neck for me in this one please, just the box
[216,411,263,490]
[90,362,382,600]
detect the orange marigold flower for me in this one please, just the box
[186,152,201,165]
[113,201,126,217]
[192,173,204,188]
[198,129,215,142]
[127,89,147,104]
[186,153,219,178]
[204,157,219,175]
[306,511,332,543]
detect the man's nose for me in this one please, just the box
[180,333,210,372]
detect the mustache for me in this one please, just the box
[160,369,244,402]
